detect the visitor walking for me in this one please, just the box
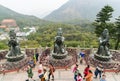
[79,50,85,64]
[35,52,39,62]
[83,65,90,78]
[28,59,35,68]
[48,63,55,81]
[38,62,44,81]
[72,64,78,73]
[43,67,48,81]
[72,64,79,81]
[33,54,37,65]
[26,65,35,81]
[94,64,104,78]
[74,67,79,81]
[100,74,106,81]
[85,70,93,81]
[77,73,83,81]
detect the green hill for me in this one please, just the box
[44,0,120,23]
[0,5,50,28]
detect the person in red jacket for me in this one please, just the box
[83,65,90,79]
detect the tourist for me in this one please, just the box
[79,50,85,64]
[83,65,90,78]
[94,64,104,78]
[33,54,37,65]
[38,62,44,81]
[35,52,39,62]
[48,63,55,81]
[72,64,78,73]
[100,74,106,81]
[43,67,48,81]
[77,73,83,81]
[72,64,79,81]
[26,65,35,81]
[74,68,79,81]
[28,59,35,68]
[85,70,93,81]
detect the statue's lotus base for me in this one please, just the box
[90,56,119,69]
[49,55,73,67]
[1,56,29,71]
[52,51,68,59]
[94,54,112,61]
[5,52,24,62]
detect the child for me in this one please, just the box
[100,74,106,81]
[77,73,83,81]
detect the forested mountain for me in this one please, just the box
[44,0,120,23]
[0,5,50,28]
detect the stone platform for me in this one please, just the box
[89,51,120,69]
[49,55,73,68]
[0,64,120,81]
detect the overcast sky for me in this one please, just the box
[0,0,69,18]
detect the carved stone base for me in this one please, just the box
[49,55,73,67]
[90,56,119,69]
[0,56,29,71]
[5,52,25,62]
[52,51,68,59]
[94,54,112,61]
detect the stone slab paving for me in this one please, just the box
[0,64,120,81]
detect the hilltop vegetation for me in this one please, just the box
[26,23,97,48]
[0,5,51,28]
[0,4,119,50]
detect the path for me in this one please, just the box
[0,63,120,81]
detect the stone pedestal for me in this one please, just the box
[5,51,24,62]
[89,51,120,69]
[49,55,73,67]
[0,56,29,71]
[52,51,68,59]
[90,56,119,69]
[94,54,112,61]
[48,51,73,68]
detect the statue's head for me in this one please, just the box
[57,28,63,36]
[102,28,109,37]
[9,30,16,39]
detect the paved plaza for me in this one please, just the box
[0,63,120,81]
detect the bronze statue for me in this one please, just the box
[97,29,110,56]
[54,28,65,54]
[8,30,21,56]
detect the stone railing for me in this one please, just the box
[25,48,40,57]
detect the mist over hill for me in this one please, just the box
[44,0,120,23]
[0,5,50,28]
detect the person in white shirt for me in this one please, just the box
[94,65,104,78]
[38,62,44,81]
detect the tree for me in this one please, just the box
[114,16,120,50]
[93,5,114,37]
